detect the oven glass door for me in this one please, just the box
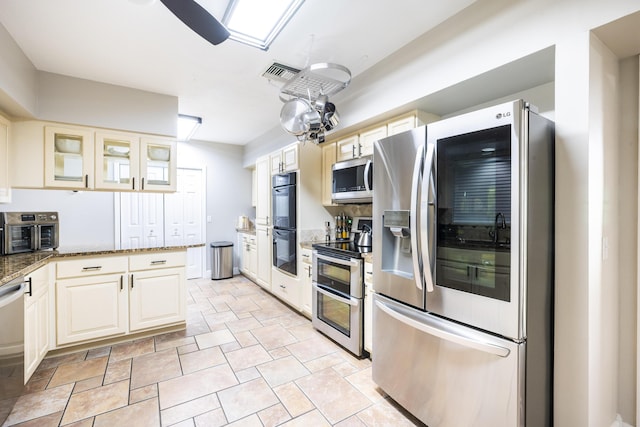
[38,224,58,250]
[316,288,352,336]
[436,124,512,302]
[273,229,297,275]
[7,225,35,254]
[312,283,363,355]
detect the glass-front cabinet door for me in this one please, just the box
[95,131,140,190]
[44,126,94,189]
[140,137,177,192]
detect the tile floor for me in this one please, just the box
[4,275,424,426]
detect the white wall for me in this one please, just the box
[0,189,115,249]
[176,140,252,273]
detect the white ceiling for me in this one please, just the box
[0,0,475,145]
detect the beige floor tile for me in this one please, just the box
[287,335,341,362]
[158,364,238,409]
[194,329,236,349]
[354,398,423,427]
[104,358,131,385]
[268,347,291,359]
[185,320,212,337]
[257,356,310,388]
[171,419,196,427]
[302,353,345,373]
[334,415,367,426]
[6,410,63,427]
[295,368,371,424]
[130,384,158,404]
[217,378,279,423]
[62,418,95,427]
[72,376,104,394]
[272,382,314,418]
[203,311,239,328]
[178,343,200,355]
[224,344,273,372]
[250,324,298,350]
[220,341,242,353]
[48,356,108,388]
[179,346,226,375]
[226,317,262,334]
[345,367,387,404]
[193,408,227,427]
[227,298,261,314]
[257,403,291,427]
[155,335,195,352]
[280,409,331,427]
[37,352,88,371]
[23,376,49,394]
[60,380,129,425]
[109,338,155,363]
[233,330,259,347]
[93,396,160,427]
[160,393,219,426]
[5,384,74,425]
[86,346,111,360]
[130,348,182,389]
[234,367,261,383]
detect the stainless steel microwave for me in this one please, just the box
[332,155,373,204]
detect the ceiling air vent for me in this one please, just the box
[262,62,301,83]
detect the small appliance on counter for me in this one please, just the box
[0,212,59,255]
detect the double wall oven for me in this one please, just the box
[272,172,297,276]
[0,212,59,255]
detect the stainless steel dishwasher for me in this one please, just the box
[0,276,26,424]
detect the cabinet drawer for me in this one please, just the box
[129,251,185,271]
[301,248,312,265]
[56,256,128,279]
[25,264,51,300]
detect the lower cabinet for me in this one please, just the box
[24,265,51,382]
[300,248,312,317]
[56,272,128,346]
[130,267,186,332]
[364,260,373,354]
[271,268,300,310]
[55,252,186,347]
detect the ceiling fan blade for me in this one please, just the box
[160,0,230,45]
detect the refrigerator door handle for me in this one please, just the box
[421,142,435,292]
[375,299,511,358]
[410,144,424,291]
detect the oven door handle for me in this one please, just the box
[315,252,359,268]
[314,283,359,306]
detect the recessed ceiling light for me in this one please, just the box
[222,0,305,50]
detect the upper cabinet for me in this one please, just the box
[336,135,360,161]
[44,126,94,189]
[12,121,177,192]
[270,142,299,174]
[255,155,271,226]
[358,124,387,158]
[0,115,10,203]
[139,137,177,192]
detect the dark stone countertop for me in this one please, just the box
[0,243,205,286]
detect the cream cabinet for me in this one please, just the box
[44,125,95,189]
[255,225,271,290]
[255,155,271,226]
[364,260,373,354]
[238,233,257,280]
[358,125,387,158]
[300,248,313,317]
[270,142,299,174]
[251,168,257,207]
[12,120,177,192]
[0,115,11,203]
[271,268,300,309]
[55,251,186,347]
[129,252,186,332]
[55,256,129,346]
[336,135,360,161]
[321,142,336,206]
[24,265,51,382]
[387,115,418,136]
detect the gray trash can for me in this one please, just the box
[210,241,233,280]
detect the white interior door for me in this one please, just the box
[117,168,205,278]
[120,192,164,249]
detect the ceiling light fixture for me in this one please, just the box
[222,0,305,50]
[177,114,202,141]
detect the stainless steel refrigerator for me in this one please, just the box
[372,100,554,427]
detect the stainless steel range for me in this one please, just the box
[311,217,372,358]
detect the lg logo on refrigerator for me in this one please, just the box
[496,112,511,119]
